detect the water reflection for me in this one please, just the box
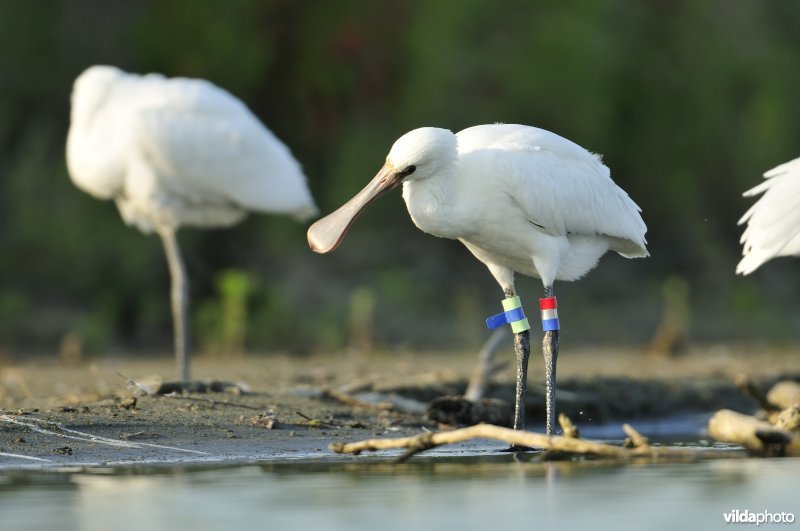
[1,455,798,531]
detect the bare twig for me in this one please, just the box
[558,413,579,439]
[623,423,650,449]
[116,371,155,396]
[296,411,341,428]
[330,424,709,463]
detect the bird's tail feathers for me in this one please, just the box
[736,253,764,276]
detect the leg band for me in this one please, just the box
[486,295,531,333]
[540,297,560,331]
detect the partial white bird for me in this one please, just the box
[737,157,800,275]
[308,124,647,436]
[67,65,317,381]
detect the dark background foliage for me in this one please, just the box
[1,0,799,359]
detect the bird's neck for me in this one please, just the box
[401,166,461,239]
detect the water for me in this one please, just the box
[1,452,798,531]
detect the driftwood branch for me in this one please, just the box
[558,413,579,439]
[464,329,508,402]
[707,379,800,456]
[334,378,800,463]
[623,423,650,449]
[733,374,775,412]
[707,409,800,457]
[330,423,715,463]
[774,406,800,432]
[767,381,800,410]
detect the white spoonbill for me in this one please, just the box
[67,65,317,381]
[307,124,648,436]
[737,157,800,274]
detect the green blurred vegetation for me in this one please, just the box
[1,0,799,359]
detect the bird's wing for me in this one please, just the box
[737,156,800,274]
[128,77,317,217]
[456,123,533,154]
[460,125,648,256]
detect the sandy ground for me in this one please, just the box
[0,345,797,469]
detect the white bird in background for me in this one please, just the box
[67,65,317,381]
[308,124,648,436]
[737,157,800,274]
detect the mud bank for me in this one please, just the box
[0,346,796,469]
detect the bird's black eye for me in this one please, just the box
[399,165,416,178]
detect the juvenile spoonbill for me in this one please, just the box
[67,65,317,381]
[737,157,800,274]
[307,124,647,436]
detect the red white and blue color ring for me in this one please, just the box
[540,297,560,331]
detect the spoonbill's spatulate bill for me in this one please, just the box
[67,65,318,381]
[308,124,648,436]
[737,156,800,274]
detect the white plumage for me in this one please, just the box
[309,124,646,292]
[67,65,317,230]
[399,125,647,287]
[67,65,317,379]
[737,156,800,275]
[308,124,647,435]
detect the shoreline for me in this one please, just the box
[1,347,796,471]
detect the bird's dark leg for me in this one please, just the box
[505,288,531,432]
[159,226,190,381]
[542,285,559,436]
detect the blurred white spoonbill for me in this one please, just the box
[67,65,317,381]
[308,124,648,436]
[737,157,800,274]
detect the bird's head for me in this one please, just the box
[385,127,457,182]
[307,127,456,253]
[70,65,125,123]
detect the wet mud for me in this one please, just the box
[0,347,796,469]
